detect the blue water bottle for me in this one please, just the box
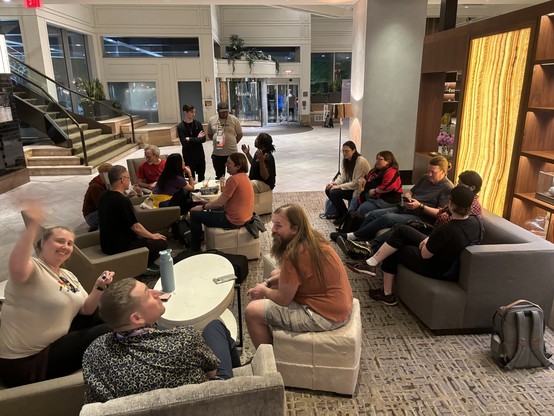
[159,249,175,293]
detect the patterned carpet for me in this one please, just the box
[238,192,554,416]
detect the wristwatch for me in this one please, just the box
[419,203,426,211]
[263,278,272,288]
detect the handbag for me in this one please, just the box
[405,219,434,235]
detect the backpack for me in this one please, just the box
[491,299,552,369]
[337,211,366,233]
[171,218,192,247]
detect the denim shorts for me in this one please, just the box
[264,299,348,333]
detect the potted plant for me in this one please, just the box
[226,34,279,74]
[76,78,119,119]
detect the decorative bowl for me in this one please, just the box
[200,186,219,195]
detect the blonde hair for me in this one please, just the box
[35,226,74,253]
[273,204,329,282]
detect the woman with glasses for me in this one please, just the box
[324,141,370,225]
[177,104,206,182]
[0,202,113,387]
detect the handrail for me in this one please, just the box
[11,72,89,165]
[8,52,136,143]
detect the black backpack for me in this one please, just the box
[491,300,552,369]
[337,211,366,233]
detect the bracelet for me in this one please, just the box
[263,278,272,288]
[419,203,425,211]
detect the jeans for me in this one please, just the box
[353,205,421,243]
[348,197,396,215]
[85,211,99,228]
[190,208,241,251]
[325,188,354,217]
[202,320,241,379]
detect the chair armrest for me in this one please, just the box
[250,344,278,376]
[0,372,84,416]
[134,206,180,232]
[74,231,100,248]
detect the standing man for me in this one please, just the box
[83,278,241,403]
[177,104,206,182]
[98,165,167,268]
[207,102,243,179]
[136,145,166,191]
[82,162,112,230]
[245,204,353,348]
[189,153,254,252]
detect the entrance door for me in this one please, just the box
[229,79,261,126]
[270,83,299,124]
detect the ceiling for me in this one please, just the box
[1,0,548,20]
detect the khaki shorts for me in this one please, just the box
[264,299,348,333]
[251,180,272,194]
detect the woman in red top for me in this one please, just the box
[348,150,403,215]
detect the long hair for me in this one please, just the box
[342,140,359,180]
[256,132,276,154]
[157,153,184,190]
[273,204,329,282]
[377,150,399,170]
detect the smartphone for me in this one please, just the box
[159,293,172,302]
[402,197,412,202]
[213,274,237,284]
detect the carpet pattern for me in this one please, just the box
[237,192,554,415]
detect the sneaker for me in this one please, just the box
[369,288,397,306]
[330,232,346,242]
[345,260,376,276]
[337,236,373,260]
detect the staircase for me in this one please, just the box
[8,51,141,175]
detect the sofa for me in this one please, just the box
[395,210,554,333]
[0,345,283,416]
[79,344,284,416]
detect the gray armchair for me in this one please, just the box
[80,344,285,416]
[64,231,149,292]
[126,154,167,187]
[130,197,180,233]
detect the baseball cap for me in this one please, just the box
[450,185,474,209]
[217,102,229,112]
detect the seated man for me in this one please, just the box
[241,132,276,193]
[136,144,166,191]
[245,204,353,348]
[82,278,241,403]
[189,153,254,252]
[98,165,167,268]
[82,162,112,230]
[332,156,453,259]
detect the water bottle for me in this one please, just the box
[159,249,175,293]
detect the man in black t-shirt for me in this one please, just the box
[98,165,167,267]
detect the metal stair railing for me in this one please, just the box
[7,50,136,144]
[11,72,90,165]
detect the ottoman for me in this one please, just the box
[204,226,260,260]
[254,191,273,215]
[272,298,362,396]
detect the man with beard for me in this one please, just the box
[245,204,353,348]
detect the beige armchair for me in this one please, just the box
[130,197,180,233]
[64,231,149,293]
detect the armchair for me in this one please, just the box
[126,154,167,187]
[64,231,149,292]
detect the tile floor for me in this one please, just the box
[0,123,346,283]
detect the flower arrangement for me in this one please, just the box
[436,132,455,158]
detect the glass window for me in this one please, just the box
[310,53,333,94]
[103,37,199,58]
[108,82,159,123]
[335,52,352,82]
[227,46,300,63]
[0,19,24,59]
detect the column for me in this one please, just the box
[350,0,427,172]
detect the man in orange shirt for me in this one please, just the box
[245,204,353,348]
[189,152,254,252]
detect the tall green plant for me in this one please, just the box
[77,77,106,101]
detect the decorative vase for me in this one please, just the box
[438,145,444,155]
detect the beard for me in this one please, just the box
[270,232,291,262]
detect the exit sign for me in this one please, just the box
[24,0,43,8]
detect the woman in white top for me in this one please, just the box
[0,202,114,387]
[325,140,371,224]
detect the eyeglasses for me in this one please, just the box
[120,176,131,181]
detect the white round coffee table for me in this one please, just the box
[154,253,236,331]
[193,180,221,201]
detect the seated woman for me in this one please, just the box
[348,150,402,215]
[356,186,483,306]
[0,202,113,387]
[325,140,370,224]
[241,132,276,193]
[152,153,195,215]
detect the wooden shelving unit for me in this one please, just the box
[508,15,554,242]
